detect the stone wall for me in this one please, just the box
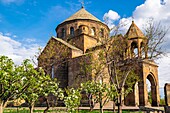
[165,83,170,106]
[68,54,92,88]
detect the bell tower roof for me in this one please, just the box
[62,7,101,23]
[125,21,145,38]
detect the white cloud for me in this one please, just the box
[0,0,25,5]
[4,32,11,36]
[13,35,17,38]
[24,38,36,43]
[0,32,40,65]
[104,10,120,21]
[103,10,120,28]
[157,54,170,87]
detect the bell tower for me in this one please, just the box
[124,21,160,106]
[125,21,148,59]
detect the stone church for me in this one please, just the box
[38,7,160,106]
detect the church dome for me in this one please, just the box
[62,7,101,23]
[55,7,109,41]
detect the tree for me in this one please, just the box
[64,88,81,113]
[144,18,169,59]
[0,56,30,113]
[99,35,139,113]
[20,59,64,113]
[81,81,117,113]
[76,29,139,113]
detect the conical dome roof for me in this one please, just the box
[126,21,145,38]
[63,7,101,23]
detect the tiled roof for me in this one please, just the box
[125,21,145,38]
[52,36,82,51]
[63,7,101,23]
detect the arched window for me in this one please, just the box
[131,42,138,57]
[78,26,82,34]
[100,28,104,37]
[91,27,95,36]
[51,65,54,78]
[61,28,65,38]
[70,27,74,36]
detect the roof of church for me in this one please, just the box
[125,21,145,38]
[52,36,82,51]
[63,7,101,23]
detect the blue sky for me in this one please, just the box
[0,0,145,44]
[0,0,170,97]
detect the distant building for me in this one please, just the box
[38,7,160,106]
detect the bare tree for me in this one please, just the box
[144,18,169,59]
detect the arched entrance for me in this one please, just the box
[146,74,158,106]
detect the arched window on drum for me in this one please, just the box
[61,28,66,38]
[70,27,74,37]
[91,27,95,36]
[100,28,104,37]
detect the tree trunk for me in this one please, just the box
[0,103,4,113]
[112,101,116,113]
[100,106,103,113]
[88,94,94,111]
[29,102,35,113]
[89,99,93,111]
[99,101,103,113]
[117,93,122,113]
[0,100,8,113]
[44,97,50,113]
[117,104,122,113]
[99,93,103,113]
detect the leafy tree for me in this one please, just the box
[20,59,64,113]
[64,88,81,113]
[0,56,30,113]
[81,81,117,113]
[87,34,139,113]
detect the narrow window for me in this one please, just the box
[100,28,104,37]
[51,65,54,78]
[61,28,65,38]
[91,27,95,36]
[70,27,74,36]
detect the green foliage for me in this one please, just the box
[0,56,29,107]
[123,70,139,97]
[81,81,107,103]
[64,88,81,113]
[81,81,117,110]
[0,55,63,113]
[160,98,165,105]
[20,59,64,111]
[148,91,152,104]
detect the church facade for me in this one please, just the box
[38,7,160,106]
